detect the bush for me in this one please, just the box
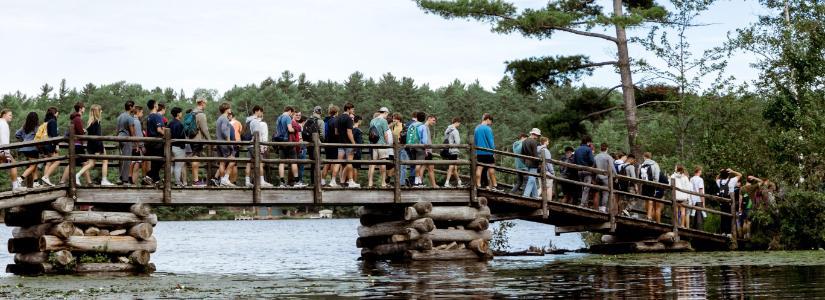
[748,189,825,250]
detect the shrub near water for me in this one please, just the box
[750,189,825,250]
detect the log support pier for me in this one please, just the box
[5,198,157,275]
[357,198,493,261]
[589,232,694,254]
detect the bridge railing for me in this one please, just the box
[474,145,734,236]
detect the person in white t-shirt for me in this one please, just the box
[689,166,706,229]
[0,109,22,191]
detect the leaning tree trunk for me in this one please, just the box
[613,0,641,158]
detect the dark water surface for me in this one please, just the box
[0,219,823,298]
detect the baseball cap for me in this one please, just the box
[378,107,389,113]
[529,128,541,136]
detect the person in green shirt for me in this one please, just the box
[367,107,391,188]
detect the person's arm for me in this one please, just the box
[747,175,763,184]
[728,169,742,182]
[287,121,295,133]
[222,122,231,141]
[197,113,210,140]
[347,129,355,144]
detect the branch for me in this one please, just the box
[542,26,619,43]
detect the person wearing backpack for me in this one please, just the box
[243,105,273,188]
[670,164,693,228]
[273,106,297,187]
[639,152,662,221]
[560,146,578,204]
[301,106,324,186]
[573,135,595,207]
[187,98,210,187]
[716,168,742,236]
[415,114,437,188]
[367,107,391,188]
[39,107,61,187]
[15,112,42,188]
[442,117,463,188]
[474,114,500,192]
[401,112,419,187]
[406,112,426,187]
[510,133,528,194]
[593,143,613,212]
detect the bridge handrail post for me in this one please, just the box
[670,179,679,234]
[608,167,617,232]
[468,134,477,203]
[252,132,261,204]
[730,192,737,238]
[393,140,401,203]
[68,126,77,199]
[163,128,172,204]
[540,154,548,218]
[312,133,322,204]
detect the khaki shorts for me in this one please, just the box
[372,148,391,160]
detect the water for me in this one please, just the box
[0,219,824,298]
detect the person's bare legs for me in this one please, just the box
[487,168,497,189]
[445,165,454,185]
[475,166,483,188]
[345,152,355,183]
[427,165,436,187]
[368,164,376,187]
[191,161,200,183]
[76,159,95,183]
[379,165,386,187]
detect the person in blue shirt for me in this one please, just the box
[573,135,595,206]
[144,101,166,185]
[414,114,437,187]
[473,113,501,192]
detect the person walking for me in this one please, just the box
[521,128,541,199]
[116,100,136,185]
[538,137,555,200]
[573,136,595,207]
[15,112,41,188]
[40,107,61,187]
[640,152,663,221]
[367,107,391,188]
[129,106,147,187]
[320,105,339,186]
[189,98,210,187]
[690,166,706,229]
[474,114,500,191]
[168,107,187,187]
[417,114,437,187]
[510,133,528,194]
[390,113,407,186]
[442,117,462,188]
[291,111,307,187]
[228,112,242,184]
[212,102,236,187]
[670,165,692,228]
[0,109,22,191]
[76,105,113,186]
[594,143,613,212]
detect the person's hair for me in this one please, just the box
[0,109,11,118]
[540,137,549,144]
[411,111,418,118]
[299,115,308,123]
[23,112,39,133]
[156,103,166,112]
[328,105,339,116]
[227,112,234,118]
[616,151,626,158]
[482,113,493,122]
[626,154,636,160]
[124,100,135,111]
[719,169,729,179]
[343,102,354,112]
[219,102,231,114]
[643,152,652,159]
[518,133,528,139]
[146,99,156,111]
[88,104,102,126]
[581,135,592,145]
[132,106,144,115]
[676,164,686,175]
[392,113,402,121]
[600,143,608,152]
[45,107,58,121]
[252,105,263,114]
[196,98,206,105]
[353,115,362,123]
[415,111,426,122]
[171,107,182,119]
[693,165,703,174]
[452,117,462,124]
[283,106,294,113]
[185,108,192,114]
[73,102,84,113]
[427,114,437,121]
[564,146,575,152]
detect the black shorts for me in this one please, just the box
[19,150,40,159]
[477,154,495,164]
[443,153,458,160]
[280,146,297,159]
[324,146,338,160]
[217,145,235,158]
[190,144,204,156]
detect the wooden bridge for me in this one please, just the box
[0,130,735,255]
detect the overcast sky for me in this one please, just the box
[0,0,768,96]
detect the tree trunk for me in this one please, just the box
[51,197,74,213]
[467,239,490,255]
[613,0,641,158]
[356,228,420,248]
[422,206,490,222]
[130,202,152,217]
[41,210,157,226]
[422,229,492,242]
[84,226,101,236]
[129,250,151,266]
[357,218,435,237]
[14,252,48,264]
[52,250,74,266]
[370,238,433,256]
[39,235,158,254]
[465,218,490,231]
[51,221,76,239]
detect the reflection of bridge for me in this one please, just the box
[1,131,734,248]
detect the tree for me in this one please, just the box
[415,0,668,157]
[731,0,825,188]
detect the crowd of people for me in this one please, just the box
[0,100,776,236]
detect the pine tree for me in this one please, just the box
[415,0,669,156]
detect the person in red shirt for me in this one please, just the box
[289,111,305,187]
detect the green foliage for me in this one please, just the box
[749,189,825,250]
[78,252,111,264]
[505,55,604,92]
[490,220,516,252]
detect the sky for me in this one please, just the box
[0,0,770,97]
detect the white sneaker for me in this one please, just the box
[347,181,361,188]
[329,181,338,188]
[101,179,114,186]
[75,174,82,186]
[321,179,327,186]
[40,177,54,187]
[261,181,273,188]
[12,185,26,192]
[443,183,454,188]
[220,178,236,187]
[32,182,42,188]
[245,177,253,187]
[294,182,307,188]
[599,206,607,213]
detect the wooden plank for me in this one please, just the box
[0,188,67,210]
[555,222,612,235]
[312,133,321,204]
[253,132,261,204]
[163,128,172,204]
[76,189,163,204]
[0,136,67,151]
[399,189,469,204]
[540,154,548,218]
[0,156,66,170]
[468,134,477,203]
[260,189,314,204]
[392,141,401,203]
[68,126,77,198]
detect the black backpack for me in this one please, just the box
[303,116,321,142]
[241,119,254,141]
[654,171,669,198]
[615,164,629,192]
[399,120,413,145]
[718,179,731,198]
[368,124,380,144]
